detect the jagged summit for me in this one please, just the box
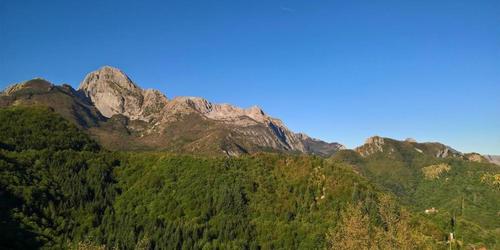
[79,66,138,91]
[77,66,278,126]
[78,66,167,120]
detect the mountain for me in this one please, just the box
[331,136,500,247]
[484,155,500,165]
[79,66,168,121]
[296,133,345,157]
[1,66,343,156]
[0,78,104,128]
[355,136,464,159]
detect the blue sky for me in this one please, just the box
[1,0,499,154]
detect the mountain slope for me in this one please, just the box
[0,78,105,128]
[331,136,500,248]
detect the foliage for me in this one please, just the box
[2,106,482,249]
[480,173,500,190]
[421,163,451,180]
[335,139,500,249]
[0,106,99,151]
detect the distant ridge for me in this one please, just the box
[355,135,491,163]
[485,155,500,165]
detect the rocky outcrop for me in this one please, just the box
[153,96,310,152]
[463,153,487,163]
[78,66,168,121]
[79,66,144,119]
[297,133,345,156]
[484,155,500,165]
[356,136,386,156]
[165,97,271,126]
[141,89,168,119]
[434,145,461,158]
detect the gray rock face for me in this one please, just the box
[296,133,345,156]
[484,155,500,165]
[435,146,460,158]
[162,96,309,152]
[78,66,168,121]
[76,66,343,155]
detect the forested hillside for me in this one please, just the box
[0,107,445,249]
[333,138,500,249]
[0,107,119,249]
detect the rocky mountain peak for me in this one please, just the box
[357,136,386,156]
[78,66,168,121]
[365,136,385,145]
[80,66,139,91]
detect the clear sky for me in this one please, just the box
[1,0,499,154]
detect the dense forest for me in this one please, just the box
[0,107,498,249]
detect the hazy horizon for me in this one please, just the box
[1,0,499,154]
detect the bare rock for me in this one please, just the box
[79,66,144,119]
[78,66,168,121]
[484,155,500,165]
[405,138,417,143]
[356,136,386,156]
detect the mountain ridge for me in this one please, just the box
[355,135,491,163]
[2,66,496,158]
[1,66,344,156]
